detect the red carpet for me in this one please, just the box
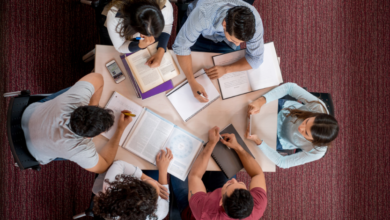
[1,0,389,219]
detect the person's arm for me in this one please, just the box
[86,111,133,174]
[188,126,220,200]
[220,133,266,191]
[78,73,104,106]
[205,57,252,80]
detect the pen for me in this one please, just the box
[132,37,145,41]
[219,135,230,149]
[197,91,206,99]
[123,113,136,117]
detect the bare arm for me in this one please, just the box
[221,133,266,192]
[86,111,132,174]
[78,73,104,106]
[188,126,220,200]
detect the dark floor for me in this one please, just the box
[1,0,389,219]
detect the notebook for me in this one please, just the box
[123,108,204,181]
[166,69,220,122]
[120,54,174,100]
[209,124,255,179]
[213,42,283,99]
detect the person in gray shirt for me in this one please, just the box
[21,73,133,173]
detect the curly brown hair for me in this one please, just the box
[93,175,159,220]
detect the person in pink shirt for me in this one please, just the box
[171,126,267,220]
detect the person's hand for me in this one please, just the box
[205,66,228,79]
[189,80,209,102]
[208,126,220,146]
[117,110,133,131]
[220,133,242,151]
[247,97,266,117]
[146,48,164,68]
[157,183,169,200]
[156,148,173,173]
[138,35,155,49]
[245,124,262,145]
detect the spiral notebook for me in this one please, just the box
[209,124,255,179]
[166,70,220,122]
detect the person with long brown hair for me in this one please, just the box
[246,83,339,168]
[105,0,173,68]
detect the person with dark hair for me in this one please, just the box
[173,0,264,103]
[105,0,173,68]
[21,73,133,173]
[247,83,340,168]
[92,148,173,219]
[170,127,267,220]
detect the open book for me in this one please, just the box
[123,108,204,181]
[166,69,221,122]
[213,42,283,99]
[125,42,180,93]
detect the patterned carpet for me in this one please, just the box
[1,0,389,219]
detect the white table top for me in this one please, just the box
[93,45,277,172]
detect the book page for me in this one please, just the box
[247,42,283,90]
[124,109,175,163]
[147,42,179,81]
[102,92,143,145]
[126,49,164,92]
[167,70,220,122]
[214,50,252,99]
[163,126,203,181]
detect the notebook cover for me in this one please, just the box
[208,124,255,179]
[120,54,174,100]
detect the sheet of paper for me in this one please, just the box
[102,92,143,145]
[214,50,252,99]
[167,69,220,122]
[248,42,283,90]
[124,109,175,163]
[163,127,203,181]
[127,49,164,92]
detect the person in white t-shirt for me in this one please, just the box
[105,0,173,68]
[92,148,173,220]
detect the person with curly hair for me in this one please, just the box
[92,148,173,220]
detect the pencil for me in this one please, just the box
[219,135,230,150]
[123,113,136,117]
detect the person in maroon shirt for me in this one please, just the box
[171,126,267,220]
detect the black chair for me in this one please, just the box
[169,181,182,220]
[4,90,52,171]
[277,92,335,156]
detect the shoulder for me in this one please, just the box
[249,187,268,217]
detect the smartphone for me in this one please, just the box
[106,60,125,84]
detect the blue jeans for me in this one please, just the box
[39,87,70,103]
[190,35,241,54]
[171,171,236,212]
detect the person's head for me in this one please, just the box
[223,6,256,46]
[220,178,254,219]
[70,106,114,138]
[93,175,159,220]
[113,0,165,39]
[285,106,339,147]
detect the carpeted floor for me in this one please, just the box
[1,0,389,219]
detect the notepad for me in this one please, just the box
[166,69,220,122]
[102,92,143,145]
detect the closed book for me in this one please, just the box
[209,124,255,179]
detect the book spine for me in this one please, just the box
[184,95,220,122]
[120,55,141,98]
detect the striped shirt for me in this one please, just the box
[172,0,264,69]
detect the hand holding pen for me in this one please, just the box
[220,133,242,151]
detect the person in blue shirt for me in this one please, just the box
[172,0,264,103]
[246,83,340,169]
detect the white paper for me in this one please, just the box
[215,42,283,99]
[164,127,203,181]
[102,92,143,145]
[167,69,220,121]
[124,109,175,162]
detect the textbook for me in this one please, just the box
[166,69,220,122]
[124,42,180,93]
[120,54,173,100]
[102,92,204,181]
[213,42,283,99]
[209,124,255,179]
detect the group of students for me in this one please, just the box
[20,0,340,219]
